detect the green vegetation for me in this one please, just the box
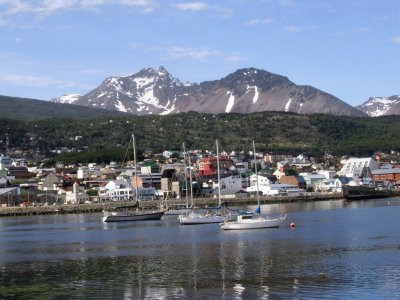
[0,95,128,120]
[1,111,400,164]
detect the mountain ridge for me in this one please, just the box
[53,66,367,117]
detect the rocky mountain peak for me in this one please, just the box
[357,95,400,117]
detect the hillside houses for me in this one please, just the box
[1,147,400,207]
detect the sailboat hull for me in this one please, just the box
[179,212,236,225]
[220,215,287,230]
[102,210,165,222]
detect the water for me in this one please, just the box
[1,198,400,299]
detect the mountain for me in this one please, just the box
[53,67,366,117]
[0,95,129,120]
[356,95,400,117]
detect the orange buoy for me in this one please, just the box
[290,222,296,228]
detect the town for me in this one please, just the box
[1,145,400,213]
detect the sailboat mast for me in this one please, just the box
[133,134,138,201]
[253,140,260,208]
[182,143,189,207]
[216,139,222,206]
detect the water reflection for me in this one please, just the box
[0,198,400,299]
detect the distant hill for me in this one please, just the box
[0,95,129,120]
[52,66,367,117]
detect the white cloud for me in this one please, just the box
[0,73,78,88]
[284,25,313,32]
[132,43,244,63]
[392,36,400,44]
[0,0,157,23]
[174,2,233,17]
[175,2,207,11]
[160,46,222,61]
[225,54,247,63]
[245,18,273,26]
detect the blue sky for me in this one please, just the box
[0,0,399,106]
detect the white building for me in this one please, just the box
[246,174,304,196]
[206,175,243,196]
[338,157,379,178]
[65,182,89,204]
[101,178,133,201]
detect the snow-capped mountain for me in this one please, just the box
[356,95,400,117]
[53,66,366,117]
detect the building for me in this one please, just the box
[0,156,13,170]
[371,168,400,186]
[65,182,89,204]
[338,157,379,178]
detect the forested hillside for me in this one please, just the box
[0,95,128,120]
[1,112,399,164]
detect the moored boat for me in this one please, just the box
[102,134,165,222]
[220,213,287,230]
[220,140,288,230]
[102,205,165,222]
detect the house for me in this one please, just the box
[280,175,306,190]
[205,174,243,196]
[299,173,327,189]
[334,177,355,193]
[314,179,337,192]
[40,172,62,191]
[101,178,133,201]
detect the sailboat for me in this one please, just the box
[102,134,166,222]
[220,140,287,230]
[164,143,194,215]
[178,139,236,225]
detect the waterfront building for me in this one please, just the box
[338,157,379,178]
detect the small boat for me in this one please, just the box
[220,213,287,230]
[220,140,287,230]
[102,204,165,222]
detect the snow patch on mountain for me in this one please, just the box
[285,98,292,112]
[115,100,128,112]
[53,94,81,104]
[225,92,235,113]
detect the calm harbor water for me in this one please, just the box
[1,198,400,299]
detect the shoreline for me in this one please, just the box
[0,193,343,217]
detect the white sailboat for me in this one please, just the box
[220,140,287,230]
[178,139,236,225]
[102,134,166,222]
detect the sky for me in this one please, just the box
[0,0,399,106]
